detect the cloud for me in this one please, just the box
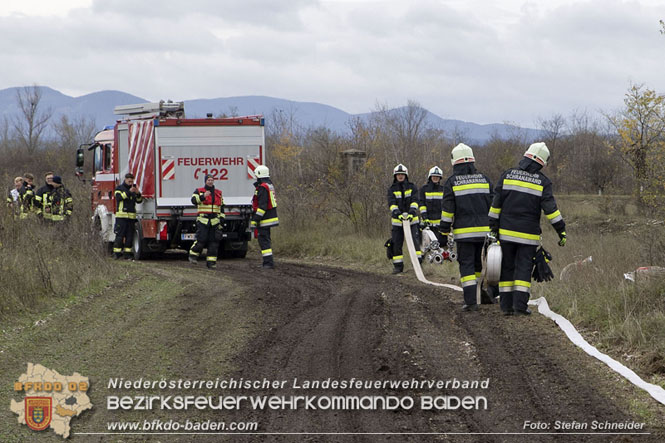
[0,0,664,126]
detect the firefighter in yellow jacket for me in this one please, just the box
[189,174,225,269]
[251,165,279,269]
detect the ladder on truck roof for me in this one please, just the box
[114,101,185,118]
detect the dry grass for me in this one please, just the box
[0,179,120,317]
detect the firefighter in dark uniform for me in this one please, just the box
[419,166,445,244]
[113,173,143,259]
[489,142,566,316]
[388,164,422,274]
[441,144,493,311]
[189,174,225,269]
[45,176,73,223]
[34,171,55,221]
[251,165,279,269]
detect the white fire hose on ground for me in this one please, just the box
[401,220,665,406]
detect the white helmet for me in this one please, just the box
[428,166,443,178]
[255,165,270,178]
[524,142,550,166]
[393,164,408,177]
[450,143,475,165]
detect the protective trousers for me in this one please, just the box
[499,242,537,313]
[457,241,483,305]
[257,227,273,266]
[391,223,421,271]
[189,221,219,265]
[113,218,135,257]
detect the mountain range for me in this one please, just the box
[0,86,542,144]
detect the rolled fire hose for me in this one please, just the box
[402,220,462,292]
[403,220,665,406]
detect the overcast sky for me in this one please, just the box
[1,0,664,126]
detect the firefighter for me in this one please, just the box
[34,171,55,220]
[45,176,73,222]
[251,165,278,269]
[113,173,143,259]
[22,173,36,216]
[489,142,566,316]
[387,164,421,274]
[189,174,225,269]
[441,144,493,311]
[419,166,445,244]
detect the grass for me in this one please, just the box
[0,183,122,318]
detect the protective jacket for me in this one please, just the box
[45,187,73,221]
[388,179,419,226]
[489,157,565,245]
[418,180,444,226]
[21,183,35,215]
[34,183,54,219]
[114,182,143,219]
[192,185,225,226]
[440,163,492,241]
[251,178,278,228]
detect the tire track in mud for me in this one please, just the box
[151,256,662,441]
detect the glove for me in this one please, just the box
[398,214,405,221]
[532,247,554,282]
[421,220,431,228]
[558,231,567,247]
[406,213,414,221]
[250,220,257,228]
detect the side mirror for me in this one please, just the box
[76,147,85,167]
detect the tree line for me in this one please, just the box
[1,84,664,236]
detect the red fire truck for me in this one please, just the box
[76,101,265,259]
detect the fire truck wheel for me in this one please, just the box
[132,223,149,260]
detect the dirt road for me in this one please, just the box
[2,256,663,441]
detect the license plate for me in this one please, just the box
[181,233,196,240]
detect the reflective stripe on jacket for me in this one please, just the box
[418,181,444,225]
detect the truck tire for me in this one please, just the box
[132,222,149,260]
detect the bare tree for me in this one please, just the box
[13,85,53,153]
[53,114,97,150]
